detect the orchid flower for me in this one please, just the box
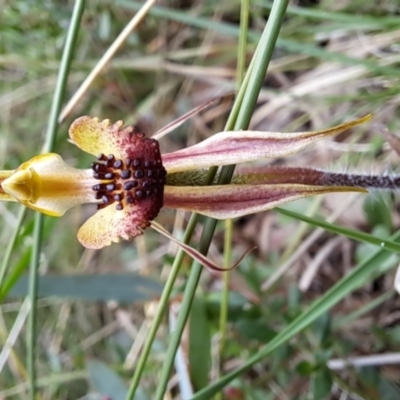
[0,113,373,255]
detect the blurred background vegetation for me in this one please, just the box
[1,0,400,399]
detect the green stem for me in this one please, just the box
[127,16,252,394]
[235,0,289,130]
[154,219,218,400]
[27,1,86,398]
[154,0,290,397]
[126,153,224,399]
[236,0,250,90]
[27,213,43,399]
[218,1,250,392]
[219,219,233,355]
[42,2,86,153]
[126,214,200,398]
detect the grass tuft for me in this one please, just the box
[1,1,400,399]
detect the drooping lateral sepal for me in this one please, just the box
[150,221,255,272]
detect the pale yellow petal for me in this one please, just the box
[69,116,134,158]
[77,203,151,249]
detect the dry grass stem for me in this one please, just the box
[59,0,157,122]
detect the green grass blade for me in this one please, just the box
[276,207,400,253]
[27,1,86,398]
[219,1,249,391]
[0,247,31,302]
[333,290,395,329]
[154,221,217,400]
[153,0,290,398]
[236,0,250,90]
[0,207,27,294]
[191,229,400,399]
[257,0,399,27]
[27,213,43,399]
[219,219,233,367]
[125,214,201,399]
[188,298,212,390]
[121,1,400,77]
